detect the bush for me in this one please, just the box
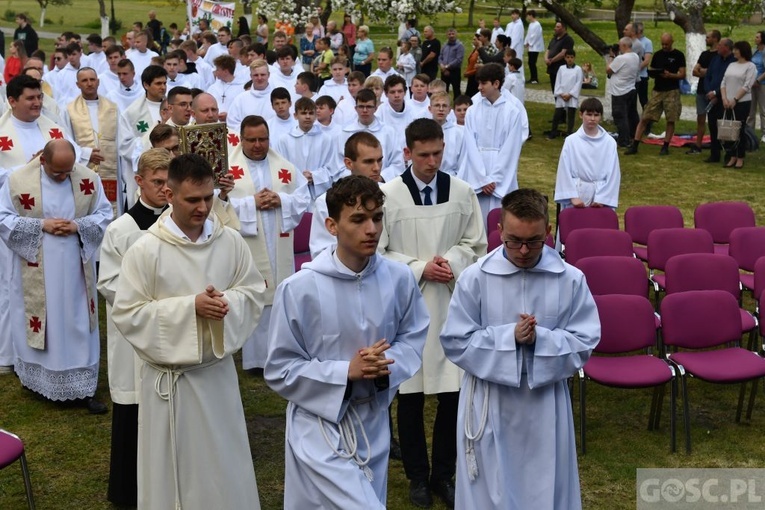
[3,9,17,22]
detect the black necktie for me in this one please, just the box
[423,185,433,205]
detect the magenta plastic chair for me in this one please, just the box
[293,212,312,271]
[664,253,757,347]
[694,201,756,255]
[729,227,765,294]
[564,229,634,267]
[660,290,765,453]
[557,207,619,246]
[754,257,765,317]
[486,208,502,234]
[578,256,649,297]
[624,205,684,262]
[0,429,35,509]
[579,295,676,453]
[646,228,714,302]
[487,229,501,251]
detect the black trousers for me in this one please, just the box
[108,403,138,506]
[442,69,461,98]
[551,106,577,135]
[397,391,458,483]
[612,89,639,146]
[707,100,724,161]
[527,52,539,82]
[637,77,650,109]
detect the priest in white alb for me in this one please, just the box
[0,139,112,412]
[111,154,266,510]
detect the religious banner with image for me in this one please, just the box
[186,0,235,32]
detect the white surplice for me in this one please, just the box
[276,124,340,199]
[338,118,404,183]
[265,250,428,509]
[379,170,487,394]
[111,211,265,510]
[440,246,600,510]
[554,124,621,208]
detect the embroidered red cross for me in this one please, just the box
[49,128,64,139]
[230,165,244,180]
[90,298,95,314]
[80,179,95,195]
[228,133,240,146]
[278,168,292,184]
[29,316,42,333]
[20,194,35,210]
[0,136,13,151]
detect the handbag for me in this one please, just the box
[717,109,742,143]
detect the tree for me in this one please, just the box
[534,0,612,55]
[36,0,72,27]
[97,0,109,38]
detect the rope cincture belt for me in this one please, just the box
[464,374,489,481]
[318,394,376,481]
[148,358,221,510]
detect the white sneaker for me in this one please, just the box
[761,135,765,143]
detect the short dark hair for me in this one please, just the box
[294,97,316,112]
[105,44,124,57]
[348,71,366,85]
[275,46,296,60]
[579,97,604,114]
[384,74,406,93]
[240,115,269,137]
[326,175,385,221]
[248,42,267,55]
[475,63,505,87]
[270,87,292,103]
[296,71,318,91]
[454,95,472,107]
[355,88,377,105]
[405,118,443,148]
[117,58,135,71]
[528,9,537,17]
[86,34,102,46]
[508,58,523,70]
[501,189,549,224]
[7,75,41,100]
[345,132,381,160]
[565,48,576,57]
[141,65,168,86]
[213,54,236,74]
[412,73,430,86]
[315,95,337,110]
[149,124,179,147]
[168,86,192,104]
[218,26,231,35]
[168,153,214,189]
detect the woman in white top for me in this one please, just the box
[721,40,757,168]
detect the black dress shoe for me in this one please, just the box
[704,157,720,163]
[389,437,402,460]
[431,479,456,508]
[86,397,108,415]
[409,480,433,508]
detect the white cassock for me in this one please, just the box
[503,70,526,103]
[187,59,215,89]
[203,42,228,65]
[111,211,265,510]
[97,71,121,98]
[440,246,600,510]
[276,124,340,199]
[338,118,404,182]
[554,65,584,108]
[226,86,274,134]
[270,71,301,103]
[227,147,310,369]
[408,96,431,120]
[316,80,350,104]
[554,124,621,209]
[370,68,401,81]
[439,118,471,178]
[463,92,525,222]
[506,19,525,60]
[208,79,247,117]
[374,102,414,156]
[334,96,356,127]
[125,49,159,79]
[268,116,298,149]
[118,96,162,208]
[0,165,111,400]
[104,82,145,112]
[265,250,429,509]
[379,170,487,394]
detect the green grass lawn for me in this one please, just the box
[2,4,765,508]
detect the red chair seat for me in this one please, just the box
[670,348,765,384]
[584,355,673,388]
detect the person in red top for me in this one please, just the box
[4,40,27,85]
[342,13,357,61]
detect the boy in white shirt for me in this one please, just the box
[317,57,350,103]
[267,87,297,145]
[547,49,583,139]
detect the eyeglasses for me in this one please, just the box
[148,178,167,188]
[502,239,546,250]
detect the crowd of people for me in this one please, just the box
[0,8,760,510]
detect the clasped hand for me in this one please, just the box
[195,285,229,320]
[42,218,77,236]
[348,338,394,381]
[515,313,537,345]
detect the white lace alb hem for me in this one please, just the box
[15,358,99,401]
